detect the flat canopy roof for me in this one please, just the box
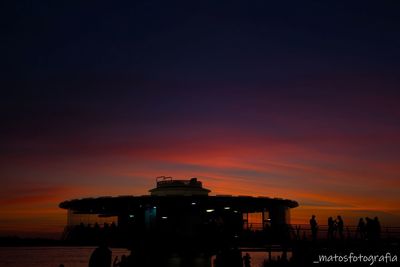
[59,195,298,215]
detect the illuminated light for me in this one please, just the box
[206,209,215,213]
[267,218,271,221]
[191,202,196,205]
[129,215,134,218]
[224,207,231,210]
[161,216,168,219]
[233,210,238,213]
[153,206,157,209]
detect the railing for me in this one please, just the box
[156,176,173,183]
[290,224,400,240]
[243,223,400,240]
[156,177,202,187]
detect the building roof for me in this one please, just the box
[59,195,298,215]
[59,177,298,215]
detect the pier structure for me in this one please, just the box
[59,176,298,266]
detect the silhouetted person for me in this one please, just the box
[243,253,251,267]
[88,243,112,267]
[365,217,373,240]
[337,216,344,240]
[373,216,381,240]
[59,265,65,267]
[328,217,335,240]
[357,218,366,240]
[309,215,318,241]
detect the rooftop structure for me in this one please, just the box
[149,176,211,196]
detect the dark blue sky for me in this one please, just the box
[4,1,400,81]
[2,0,400,137]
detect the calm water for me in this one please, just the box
[0,247,129,267]
[0,247,285,267]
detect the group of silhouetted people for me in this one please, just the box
[327,215,344,240]
[59,214,384,267]
[311,215,345,241]
[309,215,381,241]
[357,217,381,240]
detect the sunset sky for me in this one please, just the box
[1,1,400,237]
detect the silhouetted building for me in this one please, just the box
[59,176,298,263]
